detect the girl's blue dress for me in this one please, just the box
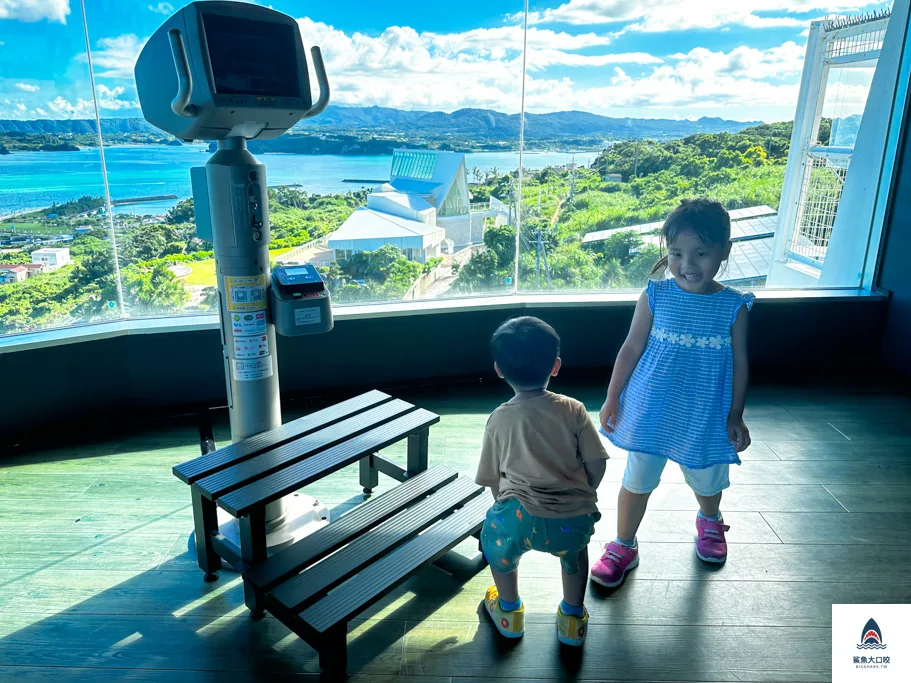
[607,278,754,469]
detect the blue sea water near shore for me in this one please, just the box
[0,145,599,217]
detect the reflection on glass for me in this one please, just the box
[821,67,875,148]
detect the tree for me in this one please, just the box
[166,198,195,225]
[0,251,31,265]
[121,264,189,314]
[483,223,516,266]
[453,247,515,294]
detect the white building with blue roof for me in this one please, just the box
[326,149,509,264]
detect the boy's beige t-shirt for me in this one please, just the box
[475,390,609,519]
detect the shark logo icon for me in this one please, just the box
[857,618,887,650]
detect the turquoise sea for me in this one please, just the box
[0,145,599,217]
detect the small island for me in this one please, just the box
[39,142,80,152]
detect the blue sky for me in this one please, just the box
[0,0,892,122]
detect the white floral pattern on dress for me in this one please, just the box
[651,328,731,350]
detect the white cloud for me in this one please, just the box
[292,17,807,118]
[0,0,70,24]
[15,102,25,112]
[148,2,173,14]
[35,106,47,115]
[14,82,39,92]
[90,34,146,79]
[42,85,138,118]
[525,0,883,32]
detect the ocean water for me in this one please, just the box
[0,145,599,217]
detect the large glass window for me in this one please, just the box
[0,0,119,335]
[0,1,904,339]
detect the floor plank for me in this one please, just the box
[760,512,911,545]
[764,441,911,461]
[401,621,830,681]
[0,613,402,676]
[595,483,844,512]
[823,484,911,512]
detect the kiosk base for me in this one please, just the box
[187,493,330,572]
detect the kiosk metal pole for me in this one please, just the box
[206,137,288,532]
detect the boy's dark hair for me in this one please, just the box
[650,198,731,276]
[490,316,560,388]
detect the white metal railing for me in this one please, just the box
[787,155,849,264]
[274,236,329,264]
[469,201,490,212]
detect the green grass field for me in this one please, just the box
[183,248,291,287]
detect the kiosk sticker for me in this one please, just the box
[233,356,273,382]
[231,311,266,336]
[234,334,269,359]
[225,275,266,312]
[295,307,321,326]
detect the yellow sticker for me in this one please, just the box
[224,275,266,312]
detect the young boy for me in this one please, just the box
[476,316,608,647]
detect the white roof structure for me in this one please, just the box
[582,206,777,245]
[328,208,445,252]
[582,206,779,283]
[369,191,434,214]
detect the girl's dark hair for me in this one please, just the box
[649,198,732,277]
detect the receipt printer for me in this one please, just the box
[270,264,334,336]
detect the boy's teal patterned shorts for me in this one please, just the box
[481,497,600,575]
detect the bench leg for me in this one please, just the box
[319,624,348,676]
[360,452,379,494]
[238,506,268,619]
[191,487,222,581]
[406,429,429,477]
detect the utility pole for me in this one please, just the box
[542,230,553,287]
[537,188,541,216]
[536,229,542,289]
[633,140,640,179]
[569,155,576,208]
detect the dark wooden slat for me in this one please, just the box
[218,409,440,516]
[173,390,391,483]
[300,493,488,634]
[196,400,414,499]
[273,477,483,612]
[245,465,459,590]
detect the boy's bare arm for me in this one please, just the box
[583,458,606,490]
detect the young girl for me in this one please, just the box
[591,198,753,588]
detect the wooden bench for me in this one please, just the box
[173,390,438,582]
[245,464,488,674]
[172,390,489,675]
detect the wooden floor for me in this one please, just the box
[2,380,911,682]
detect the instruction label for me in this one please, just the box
[231,310,267,336]
[295,307,321,326]
[225,275,266,312]
[232,356,273,382]
[233,334,269,359]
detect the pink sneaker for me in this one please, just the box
[590,541,639,588]
[695,516,730,563]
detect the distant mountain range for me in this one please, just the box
[0,106,764,142]
[295,106,764,140]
